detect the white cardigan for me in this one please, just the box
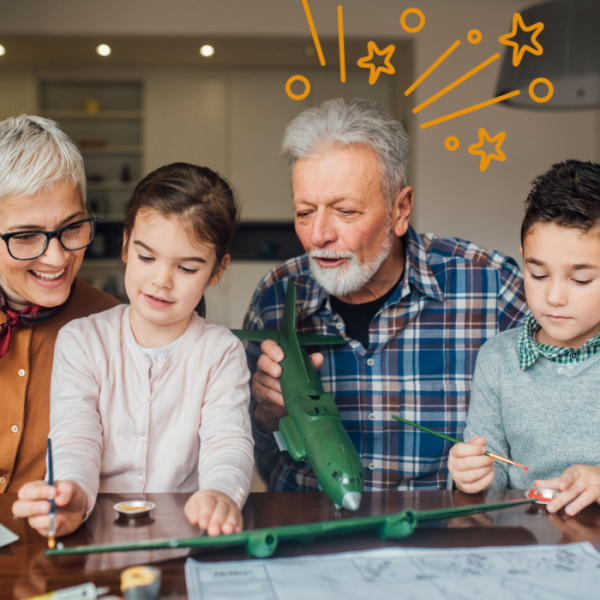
[49,304,254,515]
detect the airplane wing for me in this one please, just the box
[231,331,345,346]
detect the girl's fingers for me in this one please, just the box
[54,482,75,507]
[184,497,200,525]
[27,515,51,533]
[17,482,55,501]
[12,500,51,519]
[198,495,217,530]
[222,506,242,535]
[207,501,230,536]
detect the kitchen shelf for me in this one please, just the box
[41,110,142,120]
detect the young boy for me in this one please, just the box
[449,160,600,517]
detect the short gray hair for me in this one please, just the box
[282,98,409,204]
[0,114,86,204]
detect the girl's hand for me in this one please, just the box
[448,436,495,493]
[12,480,87,537]
[184,489,243,536]
[536,465,600,516]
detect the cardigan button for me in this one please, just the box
[0,477,6,485]
[18,369,25,377]
[11,425,18,433]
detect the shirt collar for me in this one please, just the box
[295,225,445,320]
[518,313,600,369]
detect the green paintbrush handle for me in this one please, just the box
[392,415,462,445]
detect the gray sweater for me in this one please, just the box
[463,327,600,489]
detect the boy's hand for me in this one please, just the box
[184,489,243,536]
[535,465,600,516]
[448,436,495,493]
[12,480,87,537]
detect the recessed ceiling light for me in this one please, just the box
[96,44,111,57]
[200,45,215,57]
[0,45,6,57]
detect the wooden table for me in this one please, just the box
[2,489,600,599]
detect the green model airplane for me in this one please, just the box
[45,497,536,558]
[232,279,365,511]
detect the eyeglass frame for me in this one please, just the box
[0,215,99,261]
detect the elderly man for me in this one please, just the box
[244,98,527,493]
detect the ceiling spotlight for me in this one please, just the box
[0,45,6,56]
[96,44,111,57]
[200,45,215,57]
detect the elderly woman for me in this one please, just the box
[0,115,117,493]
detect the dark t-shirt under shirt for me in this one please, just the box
[330,274,402,349]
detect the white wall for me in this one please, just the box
[1,0,599,261]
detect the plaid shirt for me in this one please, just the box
[243,226,527,491]
[518,313,600,369]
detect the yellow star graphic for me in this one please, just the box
[499,12,544,67]
[468,128,507,172]
[357,41,396,85]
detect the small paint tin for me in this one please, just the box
[121,566,161,600]
[525,488,559,504]
[114,500,155,518]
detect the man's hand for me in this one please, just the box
[12,480,87,538]
[448,436,495,494]
[252,339,323,433]
[184,489,242,536]
[536,465,600,516]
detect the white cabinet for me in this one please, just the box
[144,73,228,176]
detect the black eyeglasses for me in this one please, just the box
[0,216,98,261]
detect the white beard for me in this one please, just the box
[308,230,394,297]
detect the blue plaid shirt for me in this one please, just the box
[243,226,527,491]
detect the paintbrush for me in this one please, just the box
[47,438,56,549]
[391,415,528,473]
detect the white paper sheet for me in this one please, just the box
[0,523,19,548]
[185,542,600,600]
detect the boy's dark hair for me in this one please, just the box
[521,160,600,244]
[123,162,239,318]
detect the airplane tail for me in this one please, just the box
[231,279,345,347]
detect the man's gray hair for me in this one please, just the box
[0,114,86,204]
[282,98,409,204]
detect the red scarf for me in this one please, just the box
[0,283,75,359]
[0,304,44,358]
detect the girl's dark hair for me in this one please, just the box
[521,160,600,244]
[123,162,239,318]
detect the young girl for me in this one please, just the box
[12,163,254,538]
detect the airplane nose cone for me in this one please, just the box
[342,491,362,511]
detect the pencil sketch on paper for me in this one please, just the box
[185,542,600,600]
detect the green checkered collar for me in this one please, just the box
[518,313,600,370]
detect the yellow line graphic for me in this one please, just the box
[302,0,326,66]
[420,90,521,129]
[413,53,500,114]
[404,40,461,97]
[338,6,346,82]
